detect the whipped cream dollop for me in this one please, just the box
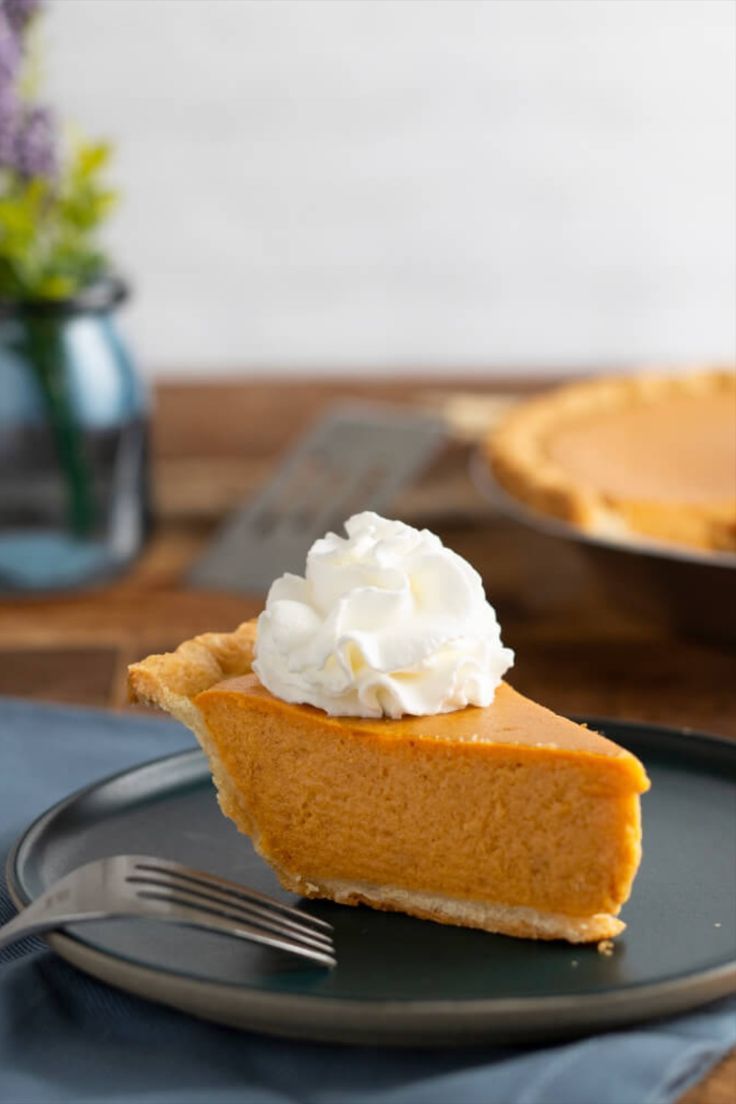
[253,512,514,719]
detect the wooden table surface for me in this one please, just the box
[1,376,733,1101]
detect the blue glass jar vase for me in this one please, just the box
[0,278,150,592]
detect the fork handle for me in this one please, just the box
[0,909,105,951]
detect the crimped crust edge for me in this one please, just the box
[486,369,736,551]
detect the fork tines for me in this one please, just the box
[128,857,335,964]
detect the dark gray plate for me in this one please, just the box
[7,718,736,1045]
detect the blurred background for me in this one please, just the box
[46,0,735,377]
[0,0,734,738]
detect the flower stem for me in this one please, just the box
[23,316,95,537]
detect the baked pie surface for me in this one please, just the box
[486,369,736,552]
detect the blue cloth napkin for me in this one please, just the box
[1,696,734,1104]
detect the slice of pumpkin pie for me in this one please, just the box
[129,513,649,943]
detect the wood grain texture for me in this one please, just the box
[151,375,548,460]
[1,375,733,1100]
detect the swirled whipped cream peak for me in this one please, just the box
[253,512,514,719]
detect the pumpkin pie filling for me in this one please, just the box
[194,673,647,935]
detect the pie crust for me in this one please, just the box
[486,369,736,552]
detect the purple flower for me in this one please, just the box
[14,103,56,178]
[2,0,42,35]
[0,2,57,181]
[0,10,21,84]
[0,81,19,164]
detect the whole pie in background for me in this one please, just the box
[486,369,736,554]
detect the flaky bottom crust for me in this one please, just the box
[275,871,624,943]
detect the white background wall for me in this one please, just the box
[46,0,735,377]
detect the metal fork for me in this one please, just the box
[0,855,336,968]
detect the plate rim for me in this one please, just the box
[6,721,736,1044]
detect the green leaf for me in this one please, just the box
[75,140,111,178]
[0,132,117,300]
[34,273,77,299]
